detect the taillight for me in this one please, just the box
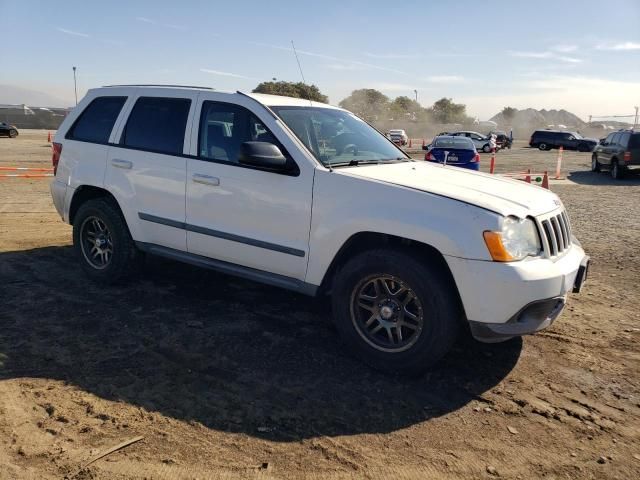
[529,136,533,145]
[52,142,62,175]
[473,153,480,163]
[425,152,433,161]
[624,151,631,162]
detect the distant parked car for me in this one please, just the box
[529,130,597,152]
[0,122,19,138]
[449,131,492,153]
[425,136,480,171]
[591,129,640,180]
[388,129,408,146]
[490,131,512,150]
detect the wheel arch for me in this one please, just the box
[319,232,468,330]
[69,185,123,225]
[320,232,460,296]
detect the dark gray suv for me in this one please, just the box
[529,130,597,152]
[591,129,640,180]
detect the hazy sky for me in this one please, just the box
[1,0,639,120]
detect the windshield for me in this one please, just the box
[572,132,583,139]
[270,106,409,167]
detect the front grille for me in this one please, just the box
[538,210,572,257]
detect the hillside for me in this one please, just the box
[490,108,586,130]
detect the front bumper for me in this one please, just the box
[445,244,589,342]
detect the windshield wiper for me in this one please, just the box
[328,157,410,168]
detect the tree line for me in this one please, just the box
[253,80,518,132]
[253,80,471,124]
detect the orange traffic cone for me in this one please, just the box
[47,131,51,142]
[525,168,531,183]
[542,171,549,189]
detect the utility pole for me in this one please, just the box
[414,89,418,103]
[73,66,78,106]
[634,106,639,128]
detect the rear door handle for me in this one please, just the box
[192,173,220,186]
[111,159,133,169]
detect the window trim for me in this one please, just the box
[119,96,192,156]
[196,100,300,177]
[65,96,127,144]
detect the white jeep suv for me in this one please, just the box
[50,85,589,374]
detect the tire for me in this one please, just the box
[72,198,141,284]
[331,249,461,375]
[611,159,625,180]
[482,144,491,153]
[9,129,18,138]
[591,155,600,172]
[538,143,548,151]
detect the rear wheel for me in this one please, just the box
[73,198,141,284]
[591,155,600,172]
[538,143,548,151]
[611,160,625,180]
[482,144,491,153]
[331,249,461,375]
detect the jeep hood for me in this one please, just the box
[338,161,561,218]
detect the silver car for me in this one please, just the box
[450,131,491,152]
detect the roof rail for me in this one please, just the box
[102,84,215,90]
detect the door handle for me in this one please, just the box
[192,173,220,186]
[111,159,133,169]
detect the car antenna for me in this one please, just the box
[291,40,313,107]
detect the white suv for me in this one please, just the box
[50,85,589,374]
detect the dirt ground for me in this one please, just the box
[1,130,639,479]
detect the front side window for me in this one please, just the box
[611,133,622,146]
[67,96,126,143]
[121,97,191,155]
[198,102,282,163]
[270,106,408,167]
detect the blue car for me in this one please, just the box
[425,135,480,171]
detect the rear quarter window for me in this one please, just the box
[66,96,127,143]
[121,97,191,155]
[628,134,640,149]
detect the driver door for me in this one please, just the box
[185,98,313,280]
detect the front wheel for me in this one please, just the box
[331,249,461,375]
[73,198,141,284]
[9,129,18,138]
[538,143,548,151]
[482,144,491,153]
[591,155,600,172]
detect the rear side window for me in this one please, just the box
[618,132,631,148]
[67,96,126,143]
[122,97,191,155]
[628,134,640,149]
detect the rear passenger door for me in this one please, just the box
[106,92,197,251]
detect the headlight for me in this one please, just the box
[483,217,541,262]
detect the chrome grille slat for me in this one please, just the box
[537,209,572,258]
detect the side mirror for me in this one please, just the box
[239,141,288,170]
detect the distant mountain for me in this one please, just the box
[0,85,71,108]
[490,108,586,130]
